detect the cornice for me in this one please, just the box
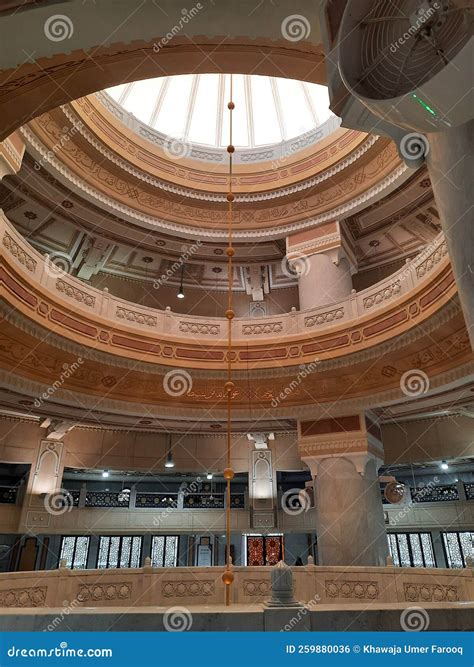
[20,125,409,241]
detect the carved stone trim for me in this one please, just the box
[0,586,47,607]
[325,580,379,600]
[363,281,401,309]
[77,582,132,601]
[242,579,271,596]
[178,322,220,336]
[305,308,344,328]
[162,580,215,597]
[2,232,37,272]
[116,307,157,327]
[242,322,283,335]
[56,279,95,307]
[416,241,448,278]
[403,582,458,602]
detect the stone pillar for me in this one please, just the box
[249,448,277,529]
[298,413,388,567]
[286,221,356,311]
[426,121,474,349]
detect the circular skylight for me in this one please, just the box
[106,74,333,149]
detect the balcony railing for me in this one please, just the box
[67,489,247,510]
[411,484,460,503]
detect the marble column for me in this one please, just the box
[426,121,474,349]
[286,221,356,311]
[298,413,388,567]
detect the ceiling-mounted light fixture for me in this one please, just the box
[440,461,449,470]
[165,434,175,468]
[102,470,109,478]
[177,265,185,299]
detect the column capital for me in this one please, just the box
[286,221,357,274]
[0,131,25,180]
[298,412,384,476]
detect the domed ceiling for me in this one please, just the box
[106,73,334,149]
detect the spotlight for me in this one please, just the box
[102,470,109,478]
[177,264,185,299]
[440,461,449,470]
[165,435,175,468]
[206,473,213,480]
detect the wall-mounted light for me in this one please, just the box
[206,473,213,480]
[440,461,449,470]
[165,435,175,468]
[177,265,185,299]
[102,470,109,478]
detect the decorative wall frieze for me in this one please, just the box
[363,281,402,309]
[416,241,448,278]
[162,581,215,597]
[178,321,220,336]
[2,231,36,272]
[20,125,409,241]
[325,580,379,600]
[77,582,132,602]
[403,582,458,602]
[242,580,271,596]
[305,308,344,328]
[116,307,157,328]
[0,586,46,607]
[56,278,95,307]
[242,322,283,335]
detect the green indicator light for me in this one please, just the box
[412,93,437,116]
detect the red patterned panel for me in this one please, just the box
[247,537,264,566]
[265,537,282,566]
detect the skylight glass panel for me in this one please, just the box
[251,75,282,146]
[155,74,193,139]
[220,75,249,147]
[277,78,314,137]
[187,74,219,145]
[124,79,164,126]
[107,83,128,103]
[305,83,332,125]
